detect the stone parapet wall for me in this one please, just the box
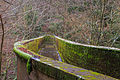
[55,36,120,79]
[13,35,119,80]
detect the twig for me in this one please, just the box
[111,35,120,47]
[0,0,14,13]
[0,15,4,80]
[3,0,13,5]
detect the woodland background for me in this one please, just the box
[0,0,120,80]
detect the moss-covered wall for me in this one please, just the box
[55,36,120,79]
[31,54,117,80]
[13,35,119,80]
[23,36,44,53]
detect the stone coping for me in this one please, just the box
[54,36,120,51]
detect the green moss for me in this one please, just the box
[27,58,32,75]
[14,35,120,79]
[90,71,99,76]
[76,70,86,72]
[83,75,97,79]
[55,36,120,79]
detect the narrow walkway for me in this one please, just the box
[38,38,61,61]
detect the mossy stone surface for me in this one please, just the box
[14,35,119,80]
[55,36,120,79]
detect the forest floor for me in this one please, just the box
[1,36,17,80]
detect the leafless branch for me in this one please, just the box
[0,15,4,79]
[3,0,13,5]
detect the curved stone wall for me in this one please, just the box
[55,36,120,79]
[13,35,119,80]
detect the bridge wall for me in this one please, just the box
[17,55,55,80]
[13,35,119,80]
[23,36,44,53]
[16,52,116,80]
[55,36,120,79]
